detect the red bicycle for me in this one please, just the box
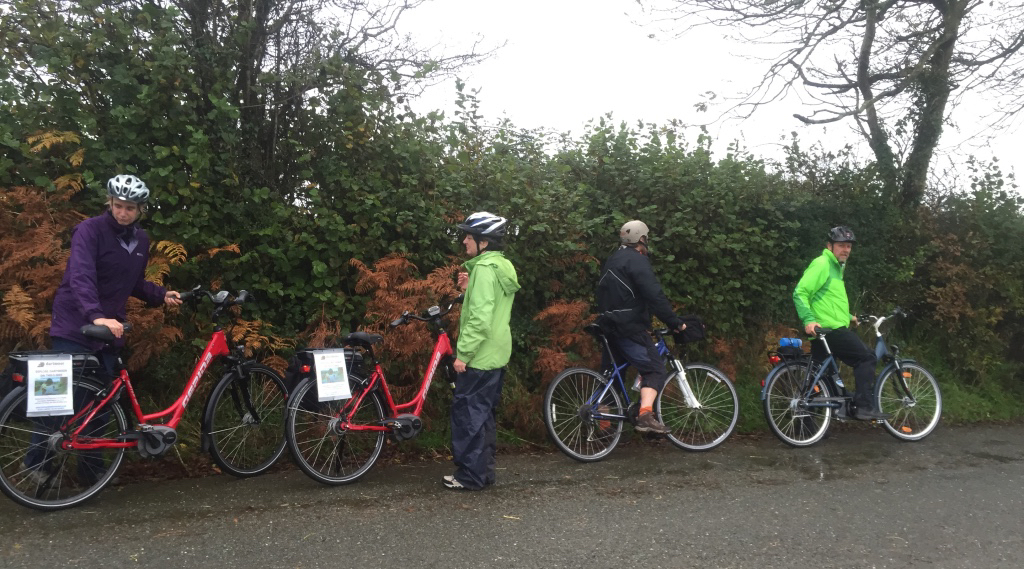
[0,287,288,511]
[284,295,462,485]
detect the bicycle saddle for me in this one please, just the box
[80,323,133,342]
[344,331,384,347]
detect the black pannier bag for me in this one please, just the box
[284,347,365,410]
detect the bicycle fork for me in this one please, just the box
[667,359,701,409]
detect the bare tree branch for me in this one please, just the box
[642,0,1024,206]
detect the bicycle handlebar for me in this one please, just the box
[855,308,906,334]
[389,294,465,328]
[178,285,251,307]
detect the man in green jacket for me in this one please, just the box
[794,226,889,421]
[443,211,520,490]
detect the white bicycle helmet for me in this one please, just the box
[457,211,507,240]
[619,220,649,244]
[106,175,150,204]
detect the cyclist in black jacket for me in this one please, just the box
[595,220,685,434]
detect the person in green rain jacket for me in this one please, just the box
[793,226,889,421]
[443,212,520,491]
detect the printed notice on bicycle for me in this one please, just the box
[26,354,75,417]
[314,349,351,401]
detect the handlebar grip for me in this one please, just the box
[235,290,250,304]
[389,317,405,328]
[178,291,194,301]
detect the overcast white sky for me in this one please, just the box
[401,0,1022,187]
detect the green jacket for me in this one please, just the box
[457,251,521,370]
[793,248,851,330]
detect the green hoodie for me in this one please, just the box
[457,250,521,370]
[793,248,852,330]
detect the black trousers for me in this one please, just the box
[810,328,878,411]
[601,331,669,391]
[450,367,505,489]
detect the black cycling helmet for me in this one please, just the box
[457,211,507,241]
[827,226,856,243]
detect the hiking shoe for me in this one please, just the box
[21,463,51,486]
[854,408,892,421]
[442,475,471,490]
[634,412,670,434]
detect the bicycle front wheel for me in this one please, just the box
[657,363,739,451]
[543,367,623,462]
[762,362,833,447]
[877,363,942,441]
[0,380,128,511]
[285,376,385,485]
[204,363,288,477]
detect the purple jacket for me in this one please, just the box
[50,212,166,351]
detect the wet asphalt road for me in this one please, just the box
[1,423,1022,569]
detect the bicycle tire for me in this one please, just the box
[762,361,833,447]
[204,363,289,477]
[543,367,624,462]
[657,363,739,451]
[0,379,128,511]
[877,362,942,441]
[285,376,385,485]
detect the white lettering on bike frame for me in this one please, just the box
[422,350,443,401]
[183,352,214,407]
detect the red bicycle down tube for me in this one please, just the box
[396,331,454,417]
[142,329,231,426]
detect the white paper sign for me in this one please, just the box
[26,354,74,417]
[314,350,351,402]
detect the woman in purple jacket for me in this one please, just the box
[49,174,182,362]
[24,176,181,486]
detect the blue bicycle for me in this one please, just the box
[761,309,942,447]
[543,325,739,462]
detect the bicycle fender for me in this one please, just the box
[286,377,317,409]
[199,370,243,453]
[0,385,27,411]
[759,362,791,401]
[873,359,919,396]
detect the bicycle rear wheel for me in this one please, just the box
[877,362,942,441]
[204,363,288,477]
[657,363,739,451]
[762,362,833,447]
[285,376,385,485]
[0,380,128,511]
[543,367,623,462]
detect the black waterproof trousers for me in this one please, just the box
[811,328,878,411]
[450,367,505,489]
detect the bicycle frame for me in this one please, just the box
[587,330,698,421]
[793,310,915,410]
[58,328,236,451]
[334,298,461,434]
